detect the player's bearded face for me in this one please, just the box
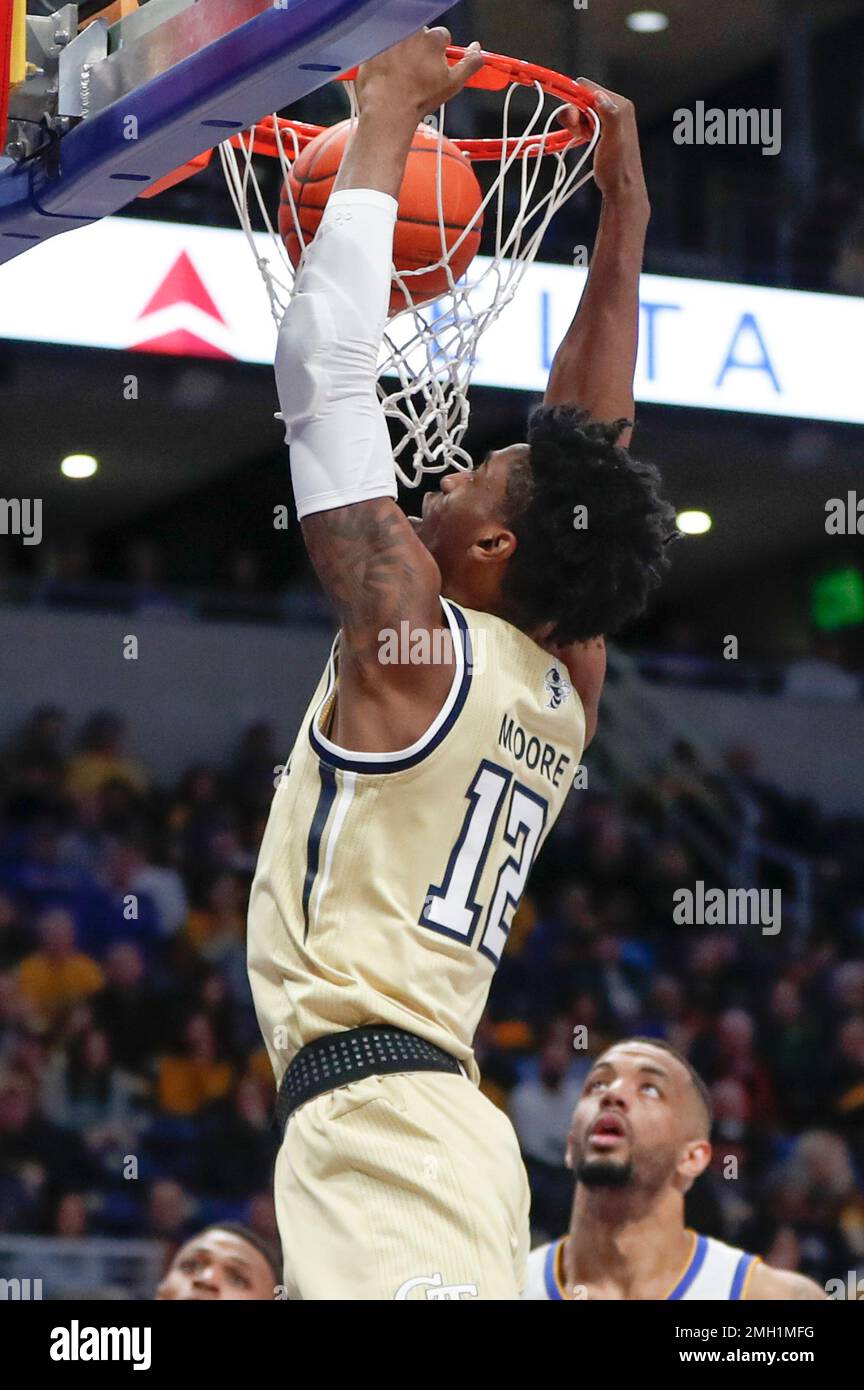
[569,1099,676,1193]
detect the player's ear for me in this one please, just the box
[471,525,517,564]
[677,1139,711,1189]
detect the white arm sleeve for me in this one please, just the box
[274,187,399,520]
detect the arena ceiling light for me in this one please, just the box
[626,11,670,34]
[60,454,98,479]
[676,509,712,536]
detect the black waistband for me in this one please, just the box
[275,1025,463,1137]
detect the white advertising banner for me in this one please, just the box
[0,214,862,426]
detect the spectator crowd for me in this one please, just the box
[0,703,862,1294]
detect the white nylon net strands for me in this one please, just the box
[219,79,600,487]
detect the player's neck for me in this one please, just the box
[563,1185,692,1299]
[442,570,507,622]
[442,577,555,648]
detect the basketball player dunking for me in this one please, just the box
[248,28,673,1300]
[523,1039,827,1300]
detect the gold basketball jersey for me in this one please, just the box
[247,598,585,1086]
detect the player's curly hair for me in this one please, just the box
[502,405,676,645]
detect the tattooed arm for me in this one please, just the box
[301,498,444,661]
[286,34,483,752]
[301,502,453,752]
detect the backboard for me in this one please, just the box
[0,0,458,264]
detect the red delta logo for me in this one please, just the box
[130,250,234,358]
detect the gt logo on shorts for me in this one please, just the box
[394,1273,479,1300]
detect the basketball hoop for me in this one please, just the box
[218,47,601,486]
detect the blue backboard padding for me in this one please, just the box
[0,0,458,263]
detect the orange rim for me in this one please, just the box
[140,48,596,200]
[233,47,596,163]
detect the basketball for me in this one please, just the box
[279,120,484,315]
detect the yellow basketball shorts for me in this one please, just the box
[274,1069,531,1300]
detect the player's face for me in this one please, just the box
[154,1230,274,1300]
[567,1045,699,1193]
[411,445,528,575]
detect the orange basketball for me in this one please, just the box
[279,120,484,316]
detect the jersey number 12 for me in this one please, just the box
[420,759,548,965]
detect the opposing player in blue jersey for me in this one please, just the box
[523,1039,826,1300]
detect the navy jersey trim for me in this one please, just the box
[301,761,338,939]
[308,598,473,774]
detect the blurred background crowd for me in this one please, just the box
[0,702,861,1296]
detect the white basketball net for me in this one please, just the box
[219,80,600,487]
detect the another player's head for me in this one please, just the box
[415,405,674,644]
[154,1223,281,1300]
[566,1039,712,1200]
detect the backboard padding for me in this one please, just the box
[0,0,458,264]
